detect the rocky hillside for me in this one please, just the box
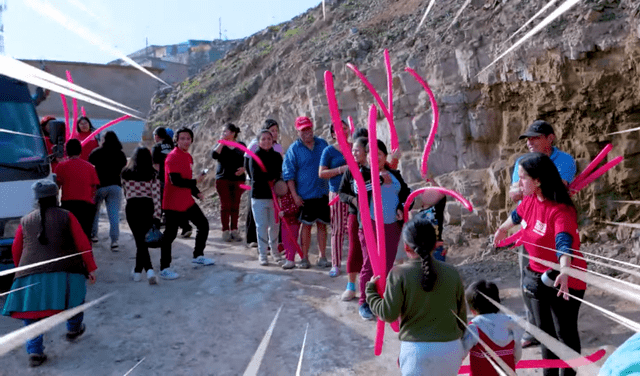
[146,0,640,238]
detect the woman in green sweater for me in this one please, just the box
[367,216,467,376]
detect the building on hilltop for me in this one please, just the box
[109,39,241,83]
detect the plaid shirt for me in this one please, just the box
[122,178,162,220]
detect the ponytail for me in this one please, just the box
[37,196,57,245]
[402,216,437,292]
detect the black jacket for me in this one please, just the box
[89,146,127,188]
[249,148,282,199]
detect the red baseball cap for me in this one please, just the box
[295,116,313,131]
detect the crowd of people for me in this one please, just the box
[3,115,595,375]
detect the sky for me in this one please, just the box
[3,0,321,64]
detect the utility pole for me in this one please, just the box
[0,0,6,55]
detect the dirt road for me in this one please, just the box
[0,212,630,375]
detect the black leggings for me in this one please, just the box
[161,204,209,270]
[61,200,96,240]
[125,198,153,273]
[522,267,585,376]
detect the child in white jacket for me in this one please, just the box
[462,280,524,376]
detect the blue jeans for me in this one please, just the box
[251,198,278,258]
[23,313,83,354]
[92,185,122,242]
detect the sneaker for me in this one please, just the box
[91,235,99,243]
[329,266,340,278]
[28,353,47,367]
[259,255,268,266]
[181,229,193,238]
[110,241,119,252]
[297,258,311,269]
[249,242,258,248]
[147,269,157,285]
[222,231,232,242]
[359,303,375,321]
[192,256,215,266]
[316,257,331,268]
[159,268,180,280]
[341,289,356,301]
[132,270,142,282]
[231,230,243,242]
[270,249,284,264]
[282,259,296,269]
[66,324,86,341]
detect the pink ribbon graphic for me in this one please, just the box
[81,106,86,117]
[240,184,251,191]
[405,68,439,179]
[81,115,131,146]
[403,187,473,222]
[326,71,387,354]
[346,61,398,152]
[571,144,612,187]
[457,349,605,374]
[348,116,355,135]
[66,71,79,140]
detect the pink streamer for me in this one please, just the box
[346,62,399,152]
[81,115,130,146]
[66,71,79,140]
[384,49,394,145]
[81,106,86,117]
[59,94,71,141]
[325,71,385,355]
[495,230,523,249]
[569,156,623,194]
[457,349,605,374]
[571,144,612,187]
[240,184,251,190]
[328,195,339,206]
[403,187,473,222]
[368,104,390,353]
[405,68,439,179]
[219,140,266,172]
[347,116,355,135]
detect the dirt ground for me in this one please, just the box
[0,207,635,375]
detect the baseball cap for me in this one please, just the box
[295,116,313,131]
[519,120,555,139]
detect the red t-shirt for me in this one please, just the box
[517,196,587,290]
[75,132,99,161]
[54,158,100,203]
[163,147,195,212]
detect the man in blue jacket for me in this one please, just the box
[283,117,330,269]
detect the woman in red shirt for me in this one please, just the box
[494,152,586,376]
[75,116,99,161]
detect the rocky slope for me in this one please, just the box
[146,0,640,238]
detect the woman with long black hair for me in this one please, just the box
[494,152,587,376]
[74,116,99,161]
[88,131,127,250]
[366,216,467,375]
[121,147,162,284]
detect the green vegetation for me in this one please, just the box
[268,25,280,33]
[284,27,302,39]
[258,40,273,56]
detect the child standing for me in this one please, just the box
[274,180,301,270]
[462,280,523,376]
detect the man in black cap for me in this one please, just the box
[508,120,576,202]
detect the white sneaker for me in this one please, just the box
[159,268,180,280]
[111,241,119,252]
[222,231,232,242]
[147,269,157,285]
[259,255,268,266]
[341,289,356,301]
[192,256,215,266]
[132,270,142,282]
[282,260,296,269]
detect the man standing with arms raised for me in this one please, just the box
[283,117,331,269]
[508,119,576,348]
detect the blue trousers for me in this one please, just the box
[22,313,83,354]
[92,185,123,242]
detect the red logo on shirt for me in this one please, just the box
[533,220,547,236]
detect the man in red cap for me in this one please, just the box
[282,116,330,269]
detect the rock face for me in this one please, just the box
[147,0,640,234]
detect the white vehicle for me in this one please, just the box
[0,74,57,289]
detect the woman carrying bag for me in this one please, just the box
[121,147,162,284]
